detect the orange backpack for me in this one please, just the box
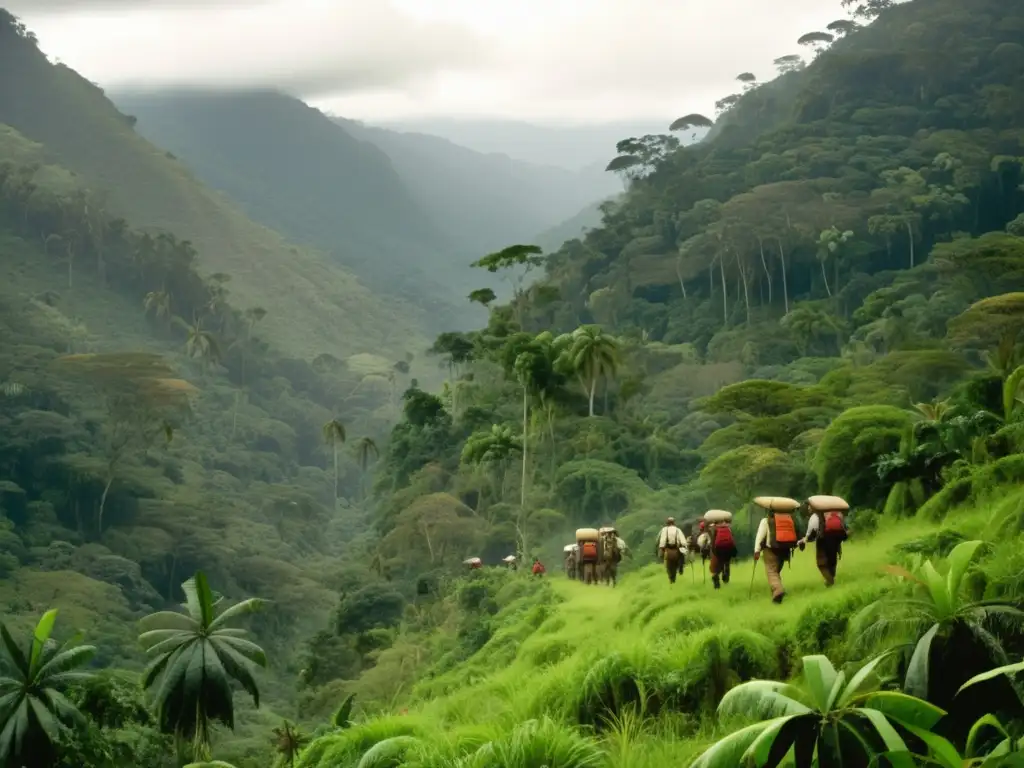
[768,512,798,549]
[580,541,599,562]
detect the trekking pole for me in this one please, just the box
[702,557,706,584]
[690,557,696,585]
[747,559,758,599]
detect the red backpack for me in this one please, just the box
[823,511,846,538]
[580,541,599,562]
[713,524,735,549]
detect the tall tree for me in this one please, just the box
[322,418,347,508]
[140,572,266,763]
[471,244,545,326]
[353,436,379,500]
[556,326,621,417]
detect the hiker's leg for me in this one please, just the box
[816,544,835,586]
[763,549,785,601]
[710,550,721,588]
[722,557,731,584]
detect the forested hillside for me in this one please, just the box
[333,117,622,255]
[114,91,475,323]
[5,0,1024,767]
[0,16,436,360]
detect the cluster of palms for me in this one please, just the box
[0,572,273,768]
[692,540,1024,767]
[322,418,379,508]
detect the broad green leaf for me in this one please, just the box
[35,644,95,681]
[855,707,908,752]
[838,652,893,707]
[29,610,58,675]
[825,669,847,712]
[965,714,1010,759]
[718,680,811,719]
[355,735,420,768]
[900,723,962,768]
[946,540,984,606]
[333,693,356,727]
[920,561,952,619]
[690,718,788,768]
[207,598,265,633]
[802,655,838,712]
[858,692,945,730]
[904,623,939,699]
[138,611,200,634]
[0,625,28,678]
[958,660,1024,694]
[189,572,216,628]
[742,714,813,768]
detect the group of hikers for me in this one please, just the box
[655,494,850,603]
[563,526,630,586]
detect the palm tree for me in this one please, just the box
[143,290,171,324]
[353,436,379,500]
[851,540,1024,710]
[175,317,221,370]
[0,609,95,767]
[322,418,346,508]
[556,325,621,417]
[691,652,944,767]
[139,572,266,762]
[271,720,309,767]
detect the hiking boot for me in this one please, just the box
[772,592,785,604]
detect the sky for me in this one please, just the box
[12,0,850,125]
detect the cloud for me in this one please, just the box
[20,0,490,97]
[18,0,849,121]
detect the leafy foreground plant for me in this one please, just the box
[0,609,95,768]
[852,540,1024,708]
[139,571,267,762]
[690,652,943,768]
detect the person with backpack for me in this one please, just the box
[532,558,546,577]
[800,495,849,587]
[576,528,601,585]
[656,516,689,584]
[752,496,801,603]
[704,509,737,589]
[563,544,578,580]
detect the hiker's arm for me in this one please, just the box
[801,514,819,545]
[753,519,767,559]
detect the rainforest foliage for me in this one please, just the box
[3,0,1024,766]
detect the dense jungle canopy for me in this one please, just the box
[2,0,1024,766]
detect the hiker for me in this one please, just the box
[464,557,483,570]
[800,495,850,587]
[503,555,518,571]
[695,520,712,569]
[704,509,738,589]
[576,527,601,585]
[532,558,546,577]
[752,496,801,603]
[598,526,623,586]
[563,544,578,580]
[656,516,688,584]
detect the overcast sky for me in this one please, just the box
[14,0,849,124]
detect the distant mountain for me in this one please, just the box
[0,26,435,360]
[334,118,622,255]
[532,197,619,255]
[376,118,673,171]
[114,90,476,328]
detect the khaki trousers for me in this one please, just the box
[663,548,682,583]
[762,548,787,600]
[710,550,732,587]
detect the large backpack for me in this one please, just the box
[580,541,599,562]
[822,511,847,539]
[768,512,798,549]
[713,524,735,550]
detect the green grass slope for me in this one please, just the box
[113,90,475,328]
[0,19,430,361]
[295,493,1017,767]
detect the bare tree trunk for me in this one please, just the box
[719,255,728,326]
[776,239,790,314]
[588,378,597,417]
[906,220,915,268]
[820,259,832,297]
[758,237,772,305]
[98,473,114,535]
[675,258,687,298]
[521,388,529,509]
[739,262,751,324]
[332,444,339,509]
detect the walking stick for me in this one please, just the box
[748,558,758,598]
[690,556,696,585]
[702,556,706,584]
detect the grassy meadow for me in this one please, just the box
[295,490,1020,768]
